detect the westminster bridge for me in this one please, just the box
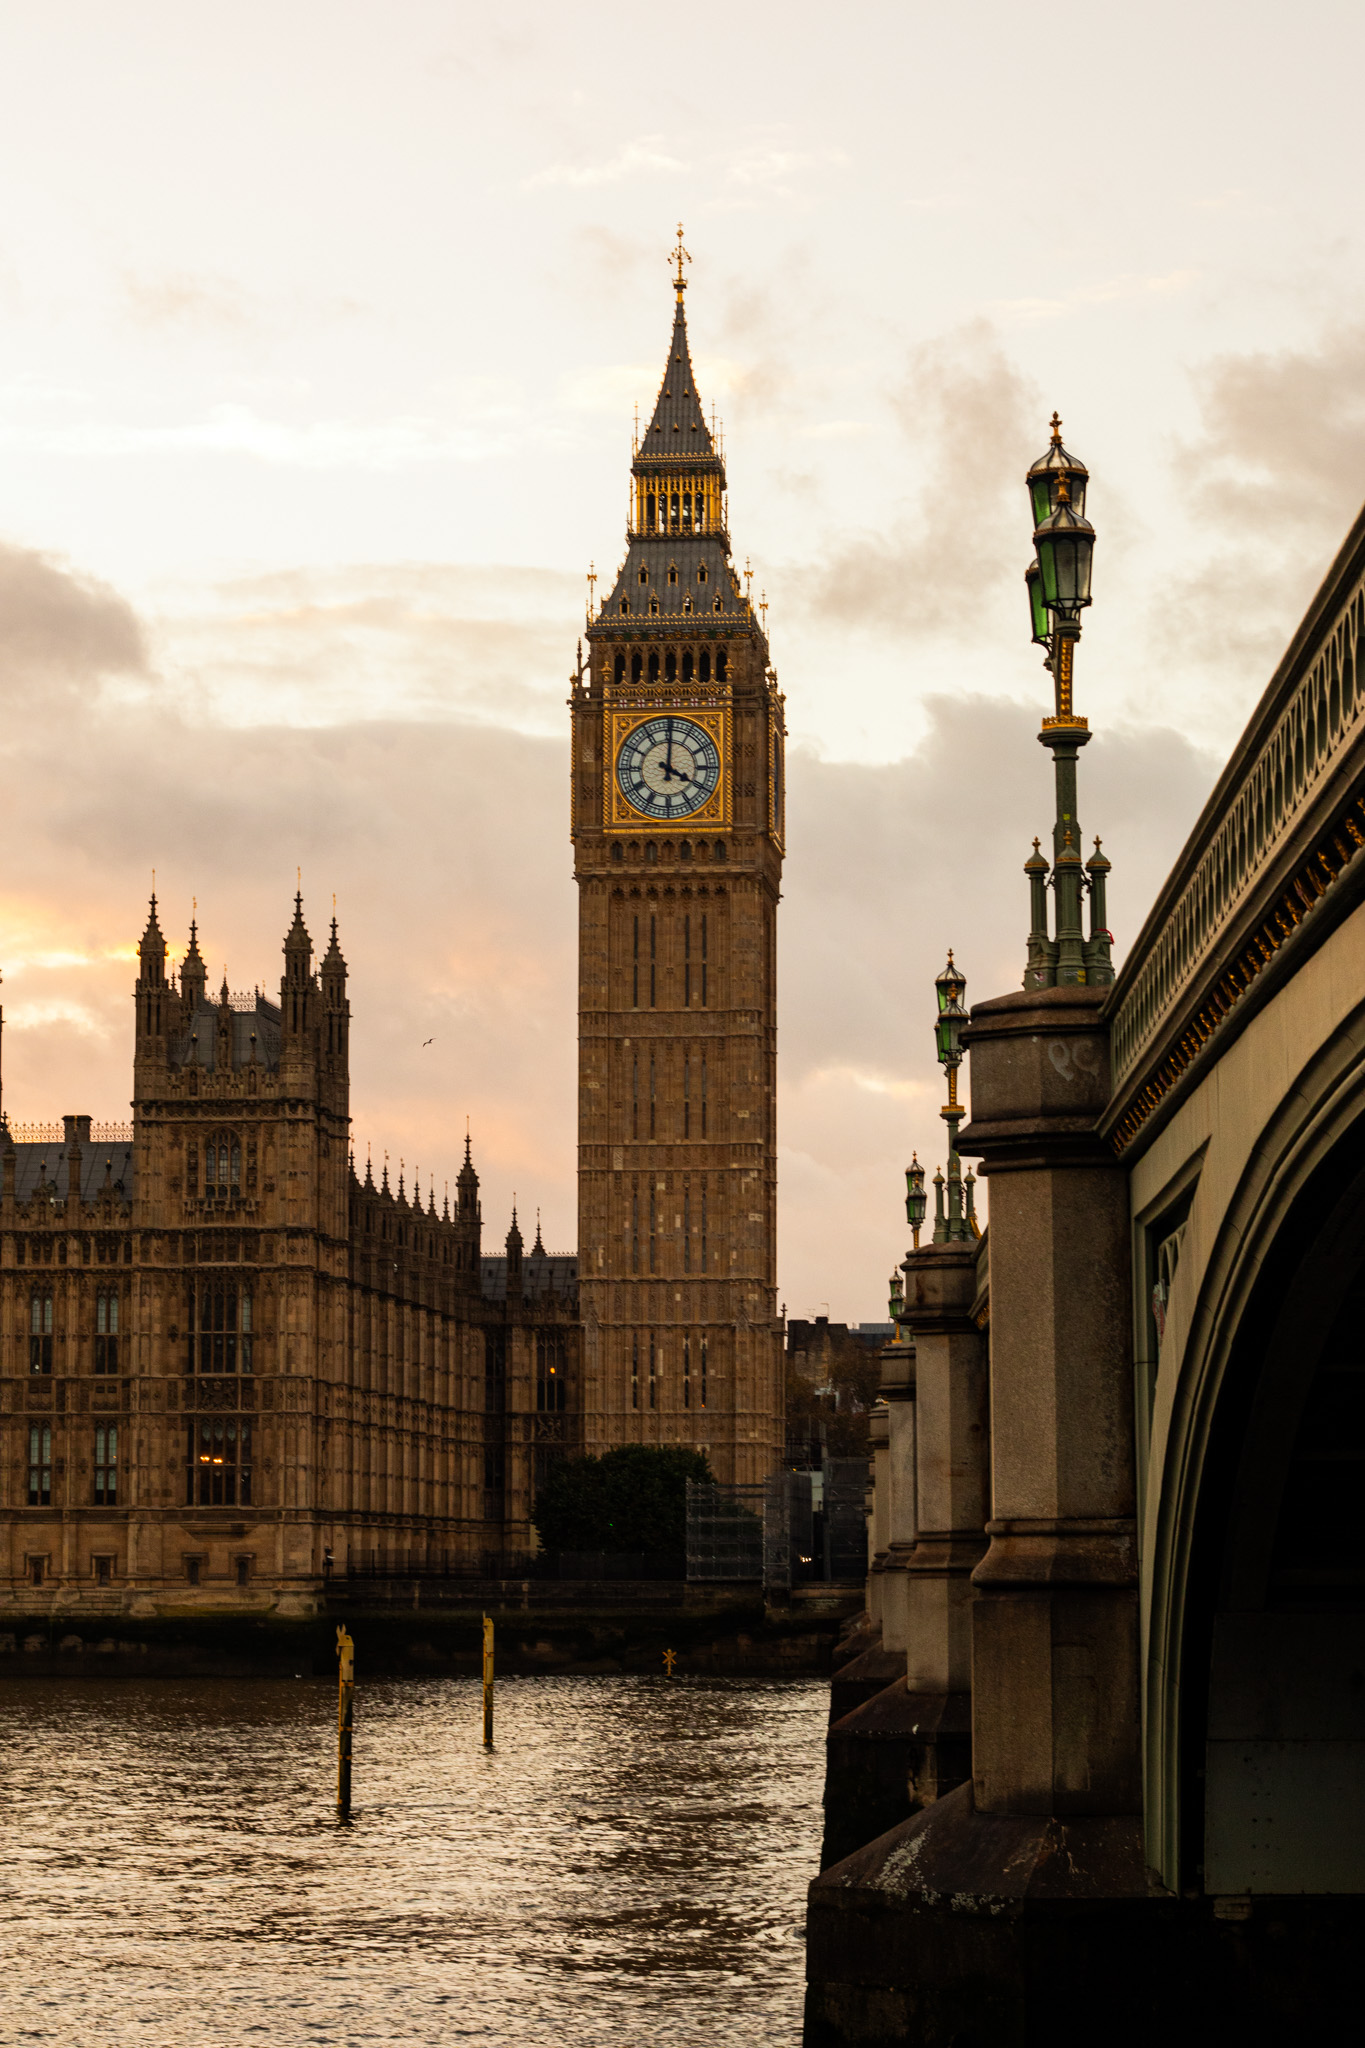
[807,482,1365,2041]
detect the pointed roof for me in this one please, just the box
[322,913,346,972]
[532,1208,546,1256]
[635,297,720,472]
[285,890,312,952]
[140,892,165,951]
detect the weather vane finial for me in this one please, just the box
[671,222,691,300]
[1049,410,1063,445]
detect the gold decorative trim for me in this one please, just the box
[768,710,785,851]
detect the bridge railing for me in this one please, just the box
[1110,516,1365,1098]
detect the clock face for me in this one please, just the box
[616,715,722,821]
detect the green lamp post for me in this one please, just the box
[1021,414,1113,993]
[904,1153,927,1251]
[932,952,976,1244]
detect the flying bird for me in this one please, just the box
[422,1038,433,1047]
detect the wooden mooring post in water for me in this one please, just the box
[336,1624,355,1817]
[482,1614,494,1749]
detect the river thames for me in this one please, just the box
[0,1672,824,2046]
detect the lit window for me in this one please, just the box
[186,1417,252,1507]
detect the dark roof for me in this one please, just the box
[172,995,282,1073]
[480,1253,578,1304]
[600,533,746,627]
[636,300,721,471]
[9,1141,134,1206]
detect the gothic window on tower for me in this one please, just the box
[701,1176,709,1270]
[680,840,692,863]
[614,654,625,682]
[684,1049,691,1134]
[649,914,657,1008]
[28,1424,51,1505]
[665,651,676,682]
[649,1051,656,1137]
[649,1337,657,1409]
[632,915,640,1009]
[701,1054,709,1137]
[700,650,711,681]
[29,1293,53,1374]
[701,1336,708,1409]
[632,1050,640,1138]
[684,916,692,1007]
[638,565,648,583]
[684,1181,691,1270]
[713,597,723,613]
[205,1137,241,1197]
[632,652,643,682]
[717,648,728,681]
[611,843,623,864]
[620,599,630,616]
[649,597,659,616]
[683,596,693,615]
[95,1291,119,1372]
[631,1181,640,1274]
[631,1336,639,1410]
[698,564,707,583]
[668,564,678,585]
[683,1335,691,1409]
[536,1331,567,1413]
[648,1186,657,1273]
[649,651,660,681]
[93,1424,118,1506]
[187,1282,252,1373]
[484,1330,507,1414]
[683,650,694,680]
[187,1417,252,1507]
[701,913,709,1006]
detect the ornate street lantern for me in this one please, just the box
[934,952,968,1071]
[1033,474,1095,617]
[905,1154,927,1249]
[888,1268,905,1325]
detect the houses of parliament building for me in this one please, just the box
[0,252,783,1616]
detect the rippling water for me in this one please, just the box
[0,1673,825,2046]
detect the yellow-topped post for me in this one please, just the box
[482,1613,495,1749]
[336,1624,355,1818]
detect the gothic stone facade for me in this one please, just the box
[572,276,785,1484]
[0,896,579,1617]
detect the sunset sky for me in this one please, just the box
[1,2,1363,1313]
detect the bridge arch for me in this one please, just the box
[1147,997,1365,1893]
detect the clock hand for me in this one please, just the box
[665,716,678,780]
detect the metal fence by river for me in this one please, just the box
[0,1673,824,2047]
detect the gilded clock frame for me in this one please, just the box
[605,698,732,832]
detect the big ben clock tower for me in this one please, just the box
[571,233,785,1486]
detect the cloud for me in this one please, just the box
[994,269,1198,324]
[524,135,688,190]
[793,320,1040,639]
[0,542,147,699]
[4,404,512,469]
[1155,320,1365,713]
[120,270,256,332]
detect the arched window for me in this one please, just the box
[205,1138,241,1198]
[29,1292,53,1374]
[536,1330,567,1412]
[649,596,659,616]
[712,595,723,613]
[186,1417,252,1507]
[682,649,694,680]
[638,565,649,584]
[699,650,711,683]
[631,651,643,683]
[717,647,728,681]
[648,651,660,682]
[697,564,708,584]
[682,595,693,615]
[665,650,677,682]
[620,598,630,616]
[611,842,623,864]
[95,1290,119,1372]
[667,563,678,585]
[27,1424,51,1505]
[613,653,625,683]
[713,840,727,864]
[187,1281,253,1374]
